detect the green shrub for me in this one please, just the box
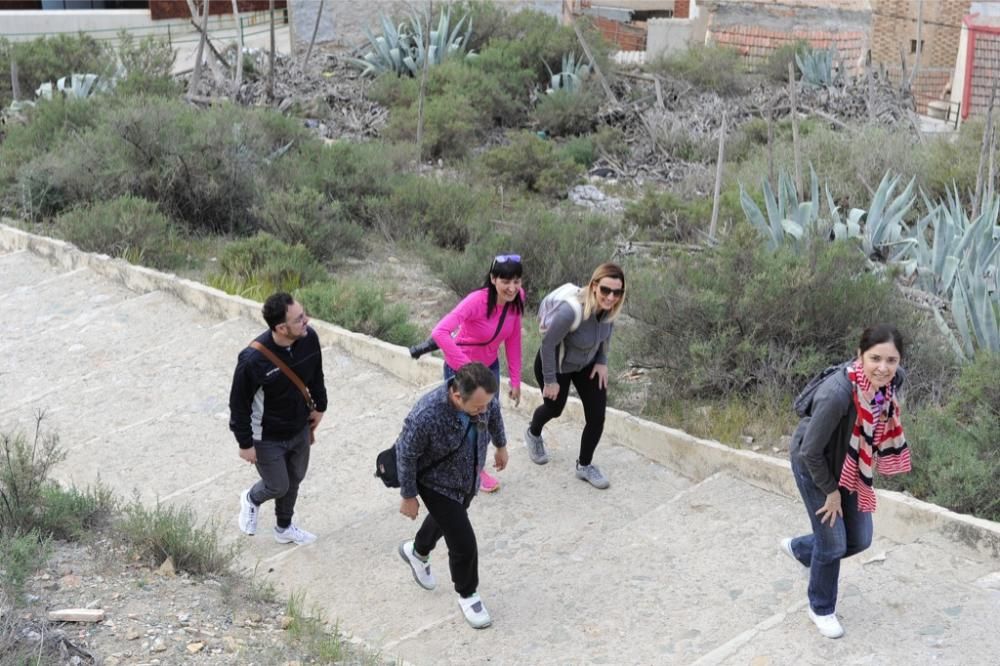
[624,188,708,242]
[279,140,414,225]
[53,196,185,269]
[254,187,365,264]
[625,226,943,401]
[559,135,598,167]
[383,88,483,159]
[297,280,421,346]
[208,233,328,301]
[0,529,50,602]
[15,97,308,231]
[117,499,238,575]
[480,131,584,197]
[35,483,116,541]
[882,353,1000,520]
[0,96,101,187]
[113,30,180,98]
[367,175,491,249]
[0,33,115,106]
[534,87,601,137]
[648,45,747,96]
[0,423,65,535]
[424,201,617,300]
[762,39,811,82]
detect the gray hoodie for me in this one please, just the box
[790,362,906,495]
[539,300,613,384]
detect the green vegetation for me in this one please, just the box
[208,233,328,300]
[647,45,747,96]
[480,131,584,197]
[0,33,114,106]
[117,499,238,575]
[298,279,422,346]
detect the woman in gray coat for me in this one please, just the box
[783,324,911,639]
[524,263,626,489]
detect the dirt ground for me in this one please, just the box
[2,536,375,666]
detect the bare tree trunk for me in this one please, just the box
[709,110,727,241]
[268,0,276,101]
[788,62,803,201]
[573,19,617,106]
[187,0,211,98]
[416,1,433,159]
[303,0,326,69]
[10,55,21,102]
[231,0,244,99]
[973,76,998,218]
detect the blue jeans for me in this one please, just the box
[789,455,872,615]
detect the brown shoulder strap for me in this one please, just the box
[249,341,315,411]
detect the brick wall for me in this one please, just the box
[591,15,647,51]
[870,0,969,70]
[967,30,1000,117]
[674,0,690,19]
[710,25,867,73]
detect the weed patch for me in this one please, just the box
[297,279,421,346]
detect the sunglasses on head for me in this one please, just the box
[493,254,521,264]
[598,285,624,298]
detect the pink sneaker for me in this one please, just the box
[479,469,500,493]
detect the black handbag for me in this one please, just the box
[375,421,477,489]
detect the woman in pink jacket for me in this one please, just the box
[431,254,524,492]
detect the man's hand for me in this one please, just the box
[238,446,257,465]
[308,410,324,445]
[494,446,509,472]
[400,497,420,520]
[508,385,521,407]
[816,490,843,528]
[542,382,560,400]
[590,363,609,390]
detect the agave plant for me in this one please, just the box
[739,167,822,251]
[346,7,474,77]
[35,73,108,100]
[795,47,844,87]
[545,53,593,94]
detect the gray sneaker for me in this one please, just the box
[575,463,610,489]
[524,427,549,465]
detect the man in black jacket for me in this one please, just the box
[229,293,327,545]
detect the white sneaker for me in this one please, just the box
[780,538,797,563]
[238,489,258,536]
[398,540,436,590]
[273,524,316,545]
[458,592,492,629]
[808,607,844,639]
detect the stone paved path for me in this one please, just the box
[2,246,999,665]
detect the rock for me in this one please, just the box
[186,641,205,654]
[223,636,240,653]
[568,184,624,213]
[156,557,176,577]
[279,615,294,630]
[740,435,754,446]
[59,574,81,590]
[151,637,167,652]
[105,658,120,666]
[126,627,142,640]
[863,551,887,565]
[750,657,771,666]
[177,612,191,625]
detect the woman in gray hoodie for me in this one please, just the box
[783,324,911,639]
[524,263,626,489]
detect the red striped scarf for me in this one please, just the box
[837,360,911,512]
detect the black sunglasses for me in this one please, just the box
[598,285,624,298]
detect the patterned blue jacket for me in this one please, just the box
[395,381,507,502]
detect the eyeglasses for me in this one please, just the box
[283,312,308,326]
[598,285,624,298]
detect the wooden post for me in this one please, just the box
[187,0,210,98]
[303,0,326,69]
[10,55,21,102]
[766,104,775,190]
[788,62,803,201]
[973,75,998,219]
[231,0,244,99]
[709,110,727,241]
[416,1,433,159]
[268,0,275,100]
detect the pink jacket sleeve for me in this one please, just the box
[504,309,523,389]
[431,290,481,372]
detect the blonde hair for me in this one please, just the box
[582,262,626,322]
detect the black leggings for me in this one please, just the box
[529,350,607,466]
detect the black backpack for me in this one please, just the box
[793,363,848,418]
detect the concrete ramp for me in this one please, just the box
[2,244,999,665]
